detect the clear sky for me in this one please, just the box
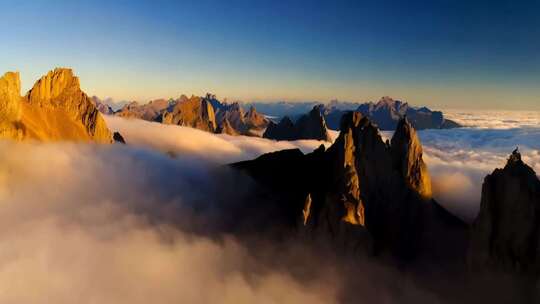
[1,0,539,110]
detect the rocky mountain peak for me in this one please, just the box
[26,68,80,107]
[161,95,217,132]
[264,106,331,141]
[391,117,432,199]
[469,150,540,274]
[236,112,456,258]
[0,68,112,142]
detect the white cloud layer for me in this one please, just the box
[0,112,537,302]
[0,141,343,304]
[104,116,336,164]
[419,111,540,221]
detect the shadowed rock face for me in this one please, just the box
[0,68,112,143]
[263,105,331,141]
[215,103,246,135]
[161,95,217,132]
[469,150,540,274]
[234,112,463,259]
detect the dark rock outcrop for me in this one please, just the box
[263,105,331,141]
[113,131,126,144]
[235,113,464,259]
[469,149,540,274]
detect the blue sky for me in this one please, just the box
[1,0,539,109]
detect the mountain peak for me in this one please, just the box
[26,68,80,106]
[469,150,540,273]
[391,117,432,199]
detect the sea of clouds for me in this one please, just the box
[105,113,540,222]
[0,111,537,303]
[420,110,540,221]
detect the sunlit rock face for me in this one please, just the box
[469,150,540,274]
[234,113,459,258]
[161,95,218,132]
[0,68,112,143]
[391,118,432,199]
[263,105,331,141]
[0,72,23,138]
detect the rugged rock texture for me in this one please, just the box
[115,99,170,121]
[235,113,463,258]
[215,102,247,134]
[161,95,217,132]
[214,102,269,136]
[0,72,23,138]
[0,68,112,143]
[469,150,540,274]
[216,117,240,136]
[263,105,331,141]
[391,118,432,199]
[23,68,112,143]
[244,106,269,130]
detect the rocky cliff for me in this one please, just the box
[469,150,540,274]
[0,72,23,138]
[161,95,218,132]
[234,113,462,258]
[212,102,269,136]
[263,105,331,141]
[0,68,112,143]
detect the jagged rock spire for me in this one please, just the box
[391,117,432,199]
[469,150,540,274]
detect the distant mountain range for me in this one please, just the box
[91,95,460,141]
[97,93,270,137]
[247,97,461,131]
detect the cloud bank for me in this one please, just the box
[0,141,346,304]
[104,116,336,164]
[419,111,540,221]
[0,112,537,302]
